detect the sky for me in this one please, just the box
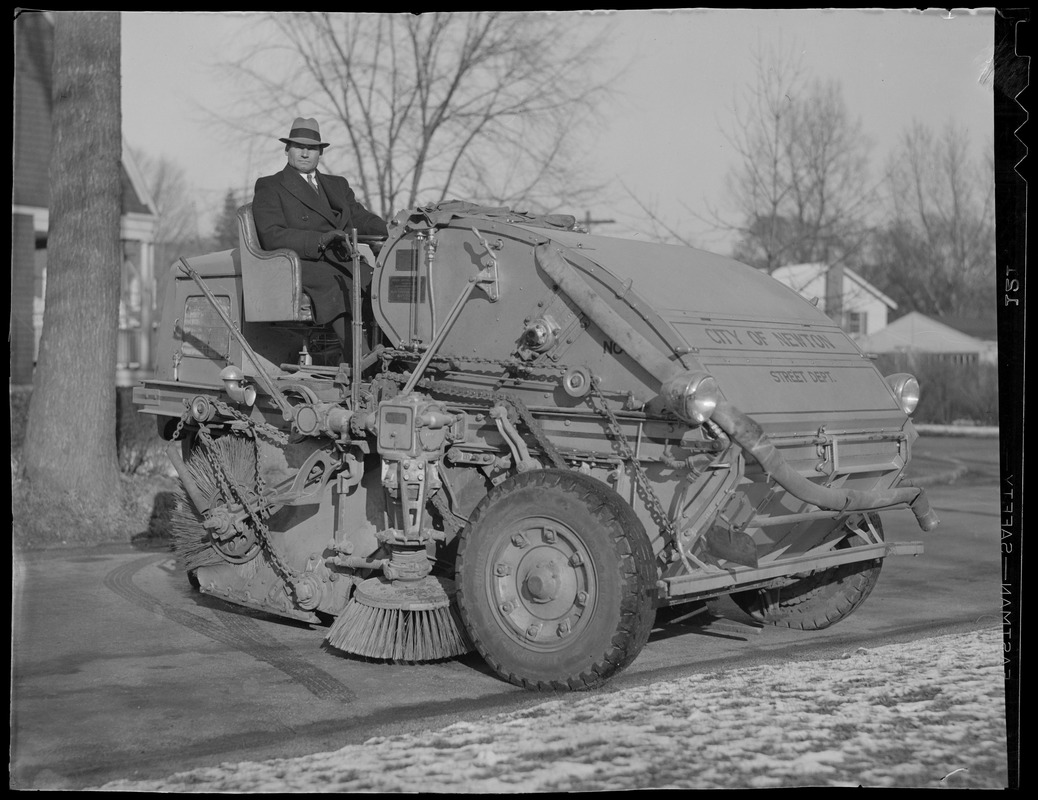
[120,9,995,252]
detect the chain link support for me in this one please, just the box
[374,352,570,471]
[376,352,690,557]
[191,418,302,601]
[377,351,687,565]
[210,398,290,445]
[586,380,679,545]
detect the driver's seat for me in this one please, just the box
[237,203,310,322]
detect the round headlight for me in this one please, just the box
[661,371,720,424]
[885,373,920,415]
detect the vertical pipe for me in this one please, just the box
[350,229,362,411]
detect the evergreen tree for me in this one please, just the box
[213,189,241,249]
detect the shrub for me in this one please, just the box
[11,385,176,549]
[116,386,170,476]
[872,354,998,426]
[10,386,168,476]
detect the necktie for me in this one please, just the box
[308,173,319,194]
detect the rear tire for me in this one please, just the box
[729,514,884,631]
[455,469,657,690]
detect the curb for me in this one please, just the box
[915,424,999,438]
[901,465,969,488]
[901,453,970,488]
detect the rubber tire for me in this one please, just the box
[455,469,657,691]
[729,515,884,631]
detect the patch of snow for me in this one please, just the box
[96,627,1007,791]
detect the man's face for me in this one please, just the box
[286,143,323,174]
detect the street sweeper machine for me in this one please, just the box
[134,200,939,690]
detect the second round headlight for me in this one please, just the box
[885,373,920,415]
[660,371,720,424]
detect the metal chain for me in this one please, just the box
[380,353,677,544]
[587,379,678,543]
[211,399,289,445]
[380,348,537,374]
[170,396,286,446]
[170,396,291,581]
[375,356,687,562]
[195,423,301,596]
[492,391,570,470]
[374,363,571,470]
[430,489,465,537]
[170,408,190,441]
[424,379,569,470]
[375,357,571,545]
[248,430,270,522]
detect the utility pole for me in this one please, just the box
[583,210,615,233]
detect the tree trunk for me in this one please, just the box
[24,12,123,507]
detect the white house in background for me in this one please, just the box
[770,263,897,342]
[856,311,998,366]
[14,11,158,387]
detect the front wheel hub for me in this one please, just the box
[523,561,561,603]
[490,520,596,651]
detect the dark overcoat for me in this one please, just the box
[252,166,388,324]
[253,165,388,259]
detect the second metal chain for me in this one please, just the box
[587,380,678,543]
[196,424,301,597]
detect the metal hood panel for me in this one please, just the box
[530,228,830,325]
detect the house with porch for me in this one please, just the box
[13,11,158,387]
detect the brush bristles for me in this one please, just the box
[169,491,225,570]
[326,599,471,662]
[167,436,259,572]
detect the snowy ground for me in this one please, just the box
[96,627,1007,791]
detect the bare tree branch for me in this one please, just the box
[128,147,203,245]
[623,40,878,270]
[863,121,995,319]
[715,43,877,272]
[215,12,618,220]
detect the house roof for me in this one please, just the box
[121,141,157,217]
[934,313,998,342]
[14,11,156,220]
[13,11,52,209]
[771,263,898,311]
[857,311,989,354]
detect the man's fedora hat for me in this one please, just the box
[279,117,330,148]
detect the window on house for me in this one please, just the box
[844,310,867,336]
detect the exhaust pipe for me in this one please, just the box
[710,401,940,532]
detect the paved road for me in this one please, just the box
[10,435,1002,790]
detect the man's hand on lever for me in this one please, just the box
[318,229,354,258]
